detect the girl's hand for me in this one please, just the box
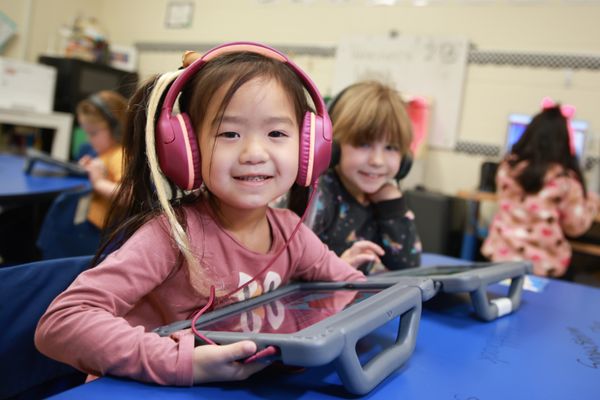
[192,341,268,384]
[84,158,108,185]
[340,240,385,268]
[368,179,402,203]
[78,154,92,167]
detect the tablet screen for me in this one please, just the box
[406,266,472,276]
[197,288,381,334]
[387,264,491,277]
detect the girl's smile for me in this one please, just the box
[233,174,274,184]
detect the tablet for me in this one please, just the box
[155,279,435,395]
[23,148,87,177]
[368,261,533,321]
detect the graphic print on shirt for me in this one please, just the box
[232,271,283,302]
[230,271,286,333]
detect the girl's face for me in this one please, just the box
[78,116,117,155]
[198,77,300,211]
[337,139,401,201]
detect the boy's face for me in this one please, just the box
[198,77,300,212]
[79,116,117,155]
[337,139,401,201]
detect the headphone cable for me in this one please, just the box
[191,181,318,343]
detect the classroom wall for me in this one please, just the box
[3,0,600,194]
[0,0,101,60]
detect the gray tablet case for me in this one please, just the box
[368,261,533,321]
[155,278,435,395]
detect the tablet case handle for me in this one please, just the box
[469,274,525,321]
[333,286,422,395]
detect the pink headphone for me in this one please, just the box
[156,42,333,191]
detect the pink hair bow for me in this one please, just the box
[540,96,576,155]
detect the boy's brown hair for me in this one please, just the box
[329,81,412,155]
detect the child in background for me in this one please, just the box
[289,81,421,272]
[35,43,363,386]
[482,98,599,277]
[76,90,127,229]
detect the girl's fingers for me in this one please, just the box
[220,340,257,363]
[193,341,268,383]
[231,358,270,381]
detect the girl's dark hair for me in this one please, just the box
[91,75,174,267]
[508,105,586,195]
[93,51,311,274]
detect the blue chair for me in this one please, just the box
[0,255,93,399]
[36,187,101,260]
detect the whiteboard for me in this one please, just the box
[332,35,469,149]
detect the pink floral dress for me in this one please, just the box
[481,160,599,277]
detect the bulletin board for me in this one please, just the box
[332,35,469,150]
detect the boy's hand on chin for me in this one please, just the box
[368,179,402,203]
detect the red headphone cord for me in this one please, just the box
[191,182,318,343]
[191,285,217,345]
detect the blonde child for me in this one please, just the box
[76,90,127,229]
[482,98,599,277]
[289,81,422,272]
[35,43,363,386]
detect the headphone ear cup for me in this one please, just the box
[296,112,332,187]
[297,112,313,187]
[183,114,202,189]
[396,152,413,180]
[156,111,202,191]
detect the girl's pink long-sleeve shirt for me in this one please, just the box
[35,203,364,386]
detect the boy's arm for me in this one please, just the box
[372,196,422,270]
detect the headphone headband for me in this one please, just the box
[326,83,359,120]
[162,42,327,118]
[155,41,333,191]
[87,94,120,139]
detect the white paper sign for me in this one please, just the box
[333,35,469,149]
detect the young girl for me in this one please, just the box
[35,43,363,386]
[289,81,421,272]
[482,99,599,277]
[76,90,127,229]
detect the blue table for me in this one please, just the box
[50,254,600,399]
[0,153,90,264]
[0,153,89,206]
